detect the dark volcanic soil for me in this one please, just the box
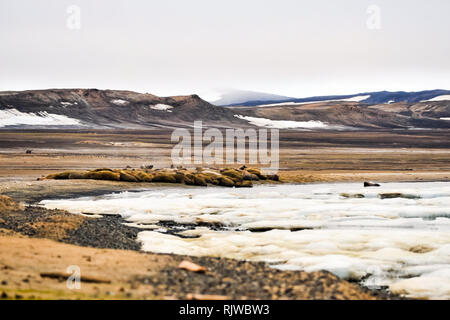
[0,205,141,250]
[134,255,399,300]
[64,214,141,250]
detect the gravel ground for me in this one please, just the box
[63,214,141,251]
[0,203,402,300]
[133,255,398,300]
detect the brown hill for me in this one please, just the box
[231,101,450,129]
[0,89,249,129]
[1,89,449,129]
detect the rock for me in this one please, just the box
[178,260,207,273]
[379,193,420,199]
[25,149,32,154]
[364,181,380,187]
[409,245,434,253]
[379,192,402,199]
[340,193,365,198]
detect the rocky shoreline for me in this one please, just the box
[0,195,403,300]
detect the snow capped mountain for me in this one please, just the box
[1,88,449,130]
[200,89,295,106]
[212,89,450,107]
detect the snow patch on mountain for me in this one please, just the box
[111,99,129,106]
[150,104,173,112]
[0,108,82,127]
[60,101,77,106]
[235,115,329,129]
[424,95,450,102]
[256,95,371,107]
[202,89,295,106]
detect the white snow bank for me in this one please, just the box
[111,99,129,105]
[257,95,371,107]
[150,104,173,112]
[390,268,450,299]
[345,95,371,102]
[0,108,82,127]
[235,115,328,129]
[60,101,77,106]
[424,95,450,102]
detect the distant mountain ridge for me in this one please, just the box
[0,88,249,129]
[218,89,450,106]
[0,88,449,130]
[204,89,295,106]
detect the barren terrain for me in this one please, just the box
[0,128,449,300]
[0,129,449,185]
[0,202,386,300]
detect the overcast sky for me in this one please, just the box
[1,0,449,98]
